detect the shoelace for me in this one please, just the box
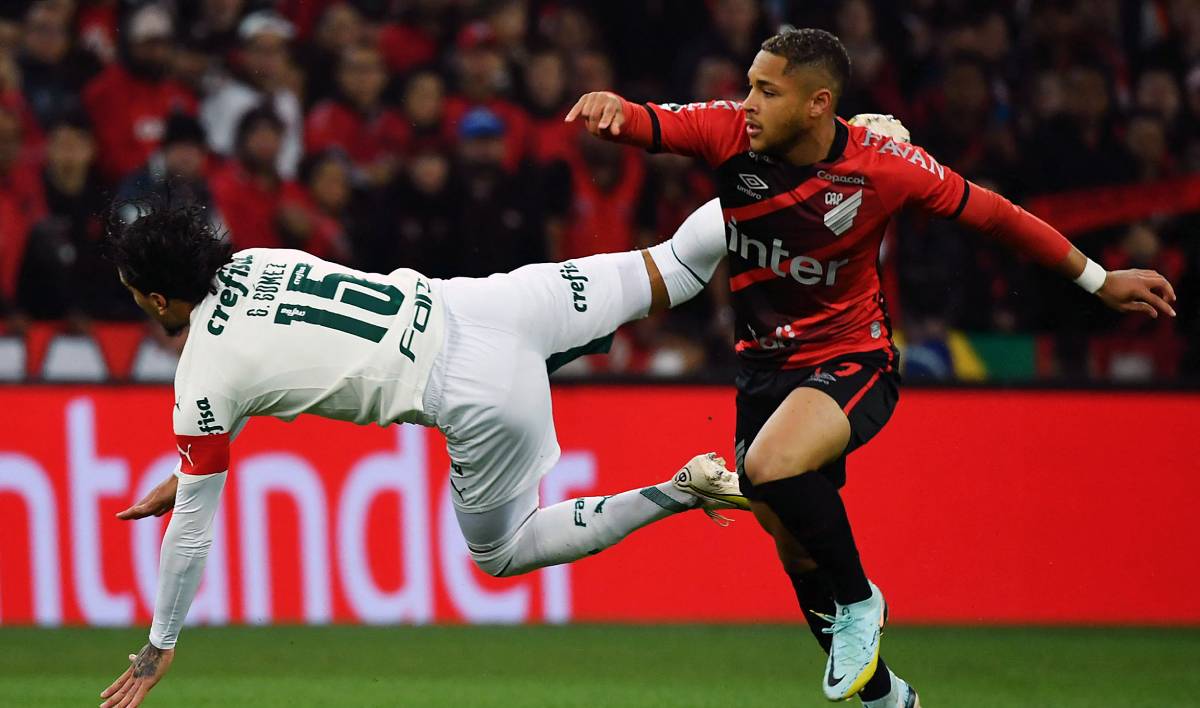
[702,508,733,526]
[701,469,739,526]
[814,608,875,651]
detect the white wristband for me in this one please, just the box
[1074,258,1106,294]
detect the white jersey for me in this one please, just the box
[172,248,444,456]
[148,201,723,651]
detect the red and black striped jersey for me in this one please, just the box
[613,98,1071,370]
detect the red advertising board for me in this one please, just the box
[1,386,1197,627]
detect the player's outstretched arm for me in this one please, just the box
[100,642,174,708]
[878,116,1178,321]
[565,91,629,138]
[101,470,226,706]
[956,184,1177,318]
[1061,246,1176,318]
[116,472,178,520]
[567,92,746,166]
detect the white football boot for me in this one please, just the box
[672,452,750,524]
[817,580,887,701]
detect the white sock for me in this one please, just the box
[499,482,696,576]
[862,670,908,708]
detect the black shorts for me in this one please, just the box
[735,348,900,498]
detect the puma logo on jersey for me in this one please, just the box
[195,397,224,434]
[726,218,850,286]
[177,444,194,467]
[824,189,863,236]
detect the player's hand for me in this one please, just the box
[117,475,178,520]
[565,91,625,137]
[1096,268,1177,318]
[100,642,174,707]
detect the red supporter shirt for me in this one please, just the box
[560,147,645,259]
[210,162,342,260]
[378,24,437,73]
[613,98,1072,370]
[82,65,196,182]
[0,160,46,302]
[305,101,409,168]
[528,112,579,164]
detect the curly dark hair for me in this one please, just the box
[761,28,851,101]
[103,194,232,305]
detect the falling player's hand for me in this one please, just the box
[116,474,178,520]
[100,643,174,707]
[1096,268,1177,318]
[565,91,626,137]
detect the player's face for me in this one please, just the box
[743,51,834,155]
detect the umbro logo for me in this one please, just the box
[738,173,769,190]
[824,189,863,236]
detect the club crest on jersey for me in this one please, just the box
[824,189,863,236]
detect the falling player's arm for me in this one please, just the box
[883,136,1177,318]
[101,395,239,708]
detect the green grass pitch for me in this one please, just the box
[2,625,1197,707]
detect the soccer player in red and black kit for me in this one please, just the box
[568,28,1177,706]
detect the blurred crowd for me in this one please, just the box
[0,0,1197,382]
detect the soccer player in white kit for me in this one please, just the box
[98,196,741,706]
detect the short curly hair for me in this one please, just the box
[761,28,851,101]
[103,193,232,305]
